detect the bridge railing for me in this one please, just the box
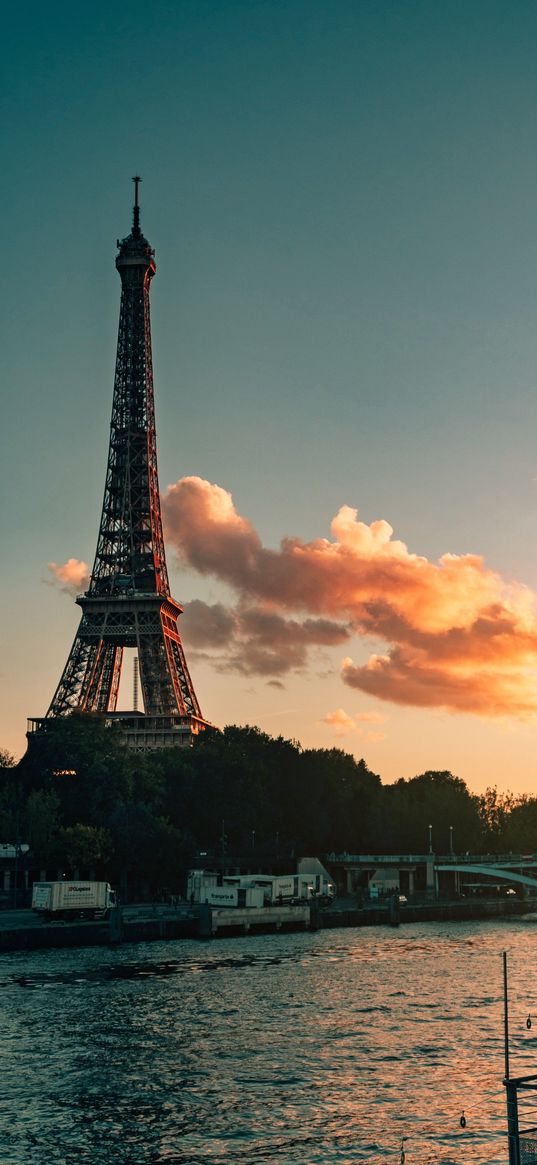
[326,853,435,864]
[438,853,537,866]
[326,851,537,866]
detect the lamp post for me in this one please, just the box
[449,825,454,856]
[13,802,21,909]
[426,824,436,901]
[13,843,20,910]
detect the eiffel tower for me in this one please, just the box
[29,179,210,750]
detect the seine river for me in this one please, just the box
[2,918,537,1164]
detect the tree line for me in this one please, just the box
[0,718,534,897]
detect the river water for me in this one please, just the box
[1,918,537,1165]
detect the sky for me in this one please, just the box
[3,0,537,794]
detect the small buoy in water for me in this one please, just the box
[527,1015,532,1030]
[460,1111,467,1129]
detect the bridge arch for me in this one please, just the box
[436,864,537,891]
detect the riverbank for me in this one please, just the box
[323,895,537,927]
[0,895,535,953]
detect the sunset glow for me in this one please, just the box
[5,1,537,794]
[161,476,537,719]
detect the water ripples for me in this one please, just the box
[1,920,536,1162]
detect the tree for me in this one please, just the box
[371,771,481,855]
[108,803,192,899]
[57,824,112,873]
[297,750,381,853]
[19,714,133,826]
[477,786,519,852]
[26,789,62,864]
[502,797,537,854]
[0,778,25,844]
[186,725,298,854]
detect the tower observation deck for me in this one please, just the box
[28,179,211,750]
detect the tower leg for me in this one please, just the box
[86,643,124,713]
[165,635,201,718]
[47,637,101,717]
[138,635,178,715]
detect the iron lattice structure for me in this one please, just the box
[38,181,208,747]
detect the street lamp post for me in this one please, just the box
[426,824,436,901]
[13,802,21,909]
[449,825,454,856]
[13,843,20,910]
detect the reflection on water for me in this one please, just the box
[1,919,536,1163]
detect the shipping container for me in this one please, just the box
[31,881,115,919]
[203,885,265,909]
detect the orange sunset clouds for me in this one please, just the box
[48,475,537,722]
[160,476,537,719]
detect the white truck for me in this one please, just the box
[187,872,265,908]
[245,873,335,904]
[202,885,265,909]
[31,881,116,920]
[187,869,218,902]
[263,875,335,903]
[266,875,299,903]
[298,873,335,903]
[236,875,313,904]
[187,869,335,907]
[223,874,300,904]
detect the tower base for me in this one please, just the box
[27,712,213,752]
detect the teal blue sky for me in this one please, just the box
[3,1,537,791]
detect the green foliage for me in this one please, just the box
[7,715,537,897]
[19,716,135,843]
[107,803,192,899]
[0,771,25,843]
[477,786,520,852]
[370,770,481,854]
[26,789,61,863]
[296,749,381,853]
[186,724,299,850]
[501,796,537,854]
[57,823,113,873]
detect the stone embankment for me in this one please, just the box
[0,896,535,954]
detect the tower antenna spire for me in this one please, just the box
[132,175,141,236]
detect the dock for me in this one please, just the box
[0,896,535,954]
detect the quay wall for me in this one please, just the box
[0,896,535,954]
[322,896,537,928]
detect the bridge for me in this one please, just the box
[325,852,537,898]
